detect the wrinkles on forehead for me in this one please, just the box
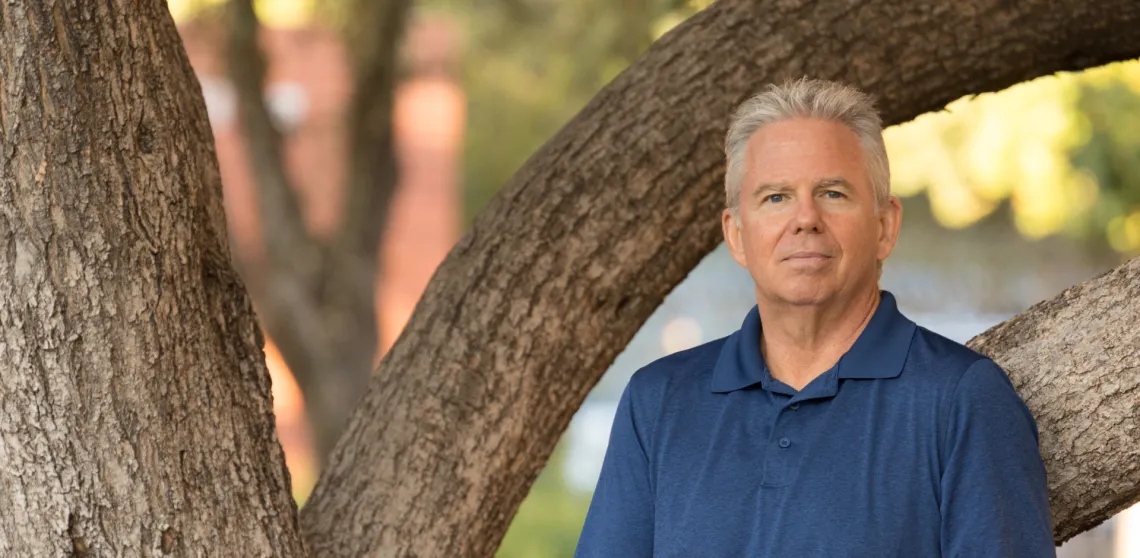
[749,177,856,199]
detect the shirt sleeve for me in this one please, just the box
[940,358,1055,557]
[574,380,655,557]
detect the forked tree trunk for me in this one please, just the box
[301,0,1140,555]
[0,1,304,556]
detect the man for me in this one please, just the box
[574,79,1055,557]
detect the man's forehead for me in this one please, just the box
[746,120,862,159]
[742,123,868,185]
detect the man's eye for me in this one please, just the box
[823,190,845,199]
[765,194,785,203]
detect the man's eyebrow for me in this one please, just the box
[815,177,854,189]
[751,181,791,198]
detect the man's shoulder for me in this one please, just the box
[911,325,987,365]
[905,324,1003,390]
[616,336,728,442]
[626,335,728,397]
[894,326,1035,458]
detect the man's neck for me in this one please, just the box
[757,287,881,391]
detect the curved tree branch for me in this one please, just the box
[302,0,1140,554]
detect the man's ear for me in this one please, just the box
[876,195,903,263]
[723,209,748,269]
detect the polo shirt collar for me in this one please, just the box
[710,291,917,393]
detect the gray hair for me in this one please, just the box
[724,78,890,216]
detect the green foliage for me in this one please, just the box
[885,60,1140,254]
[419,0,707,224]
[1070,65,1140,253]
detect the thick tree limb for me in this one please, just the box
[301,0,1140,555]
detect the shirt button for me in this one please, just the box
[779,437,791,448]
[789,403,800,410]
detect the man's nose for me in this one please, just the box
[792,196,823,233]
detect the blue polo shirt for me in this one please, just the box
[575,291,1054,557]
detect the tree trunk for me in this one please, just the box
[300,0,1140,555]
[0,1,305,556]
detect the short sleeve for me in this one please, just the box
[574,380,655,557]
[940,358,1055,557]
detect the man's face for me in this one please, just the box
[722,118,901,307]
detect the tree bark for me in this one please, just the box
[301,0,1140,555]
[0,1,305,556]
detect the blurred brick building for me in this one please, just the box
[177,16,464,497]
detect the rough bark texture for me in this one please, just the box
[224,0,408,465]
[969,259,1140,543]
[301,0,1140,555]
[0,1,305,556]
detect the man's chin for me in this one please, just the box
[763,282,836,307]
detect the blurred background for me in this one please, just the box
[166,0,1140,555]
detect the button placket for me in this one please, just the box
[763,405,799,486]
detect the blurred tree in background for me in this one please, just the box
[169,0,410,467]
